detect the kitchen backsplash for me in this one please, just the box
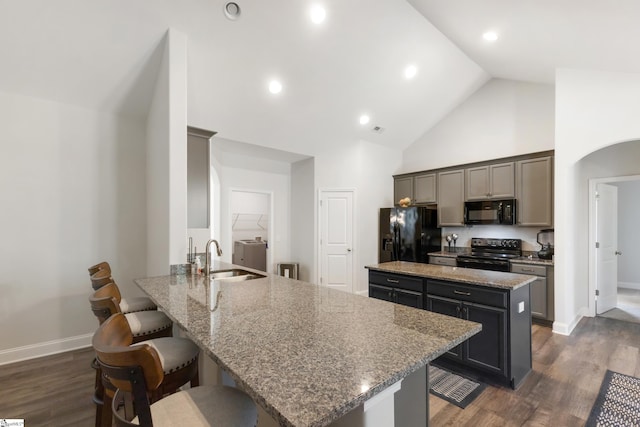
[441,226,543,252]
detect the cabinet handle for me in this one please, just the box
[454,290,471,296]
[462,307,468,315]
[456,306,461,315]
[522,268,534,272]
[386,279,400,284]
[388,291,393,298]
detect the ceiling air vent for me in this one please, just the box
[224,2,241,20]
[371,126,385,134]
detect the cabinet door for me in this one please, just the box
[437,169,465,226]
[369,284,394,303]
[395,288,423,309]
[465,166,490,200]
[426,295,463,359]
[394,176,413,205]
[489,162,515,198]
[463,302,507,376]
[414,173,437,204]
[516,156,553,226]
[529,277,547,319]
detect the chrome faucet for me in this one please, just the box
[204,239,223,276]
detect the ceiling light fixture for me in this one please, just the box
[483,31,498,42]
[359,115,370,125]
[223,2,241,20]
[310,5,326,24]
[404,64,417,79]
[268,80,283,94]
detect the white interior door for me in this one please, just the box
[319,190,354,293]
[596,183,619,314]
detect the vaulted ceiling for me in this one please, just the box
[1,1,638,157]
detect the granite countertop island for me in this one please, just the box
[367,261,536,290]
[135,260,481,427]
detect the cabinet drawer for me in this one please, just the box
[511,264,546,276]
[369,271,423,293]
[426,280,507,309]
[429,256,457,267]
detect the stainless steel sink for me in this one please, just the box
[208,269,265,281]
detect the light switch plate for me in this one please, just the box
[518,301,525,313]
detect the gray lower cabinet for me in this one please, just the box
[429,255,457,267]
[511,263,554,323]
[425,279,531,389]
[369,271,423,309]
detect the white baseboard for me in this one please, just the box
[552,308,587,336]
[619,281,640,290]
[355,290,368,297]
[0,333,93,366]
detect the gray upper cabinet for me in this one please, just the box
[465,162,515,200]
[414,173,437,204]
[393,176,413,205]
[394,173,436,205]
[516,156,553,226]
[437,169,465,226]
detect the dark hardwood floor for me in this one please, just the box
[0,347,95,426]
[0,316,638,426]
[430,316,640,426]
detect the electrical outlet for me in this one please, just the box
[518,301,525,313]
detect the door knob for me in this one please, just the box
[347,248,352,252]
[615,251,622,255]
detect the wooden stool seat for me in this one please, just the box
[126,385,257,427]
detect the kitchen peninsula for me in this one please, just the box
[135,260,481,427]
[366,261,536,389]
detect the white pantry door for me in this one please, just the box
[596,183,618,315]
[319,190,354,294]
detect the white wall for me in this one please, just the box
[314,139,402,294]
[147,29,188,276]
[0,91,147,360]
[291,158,315,282]
[213,151,292,274]
[402,79,555,173]
[555,68,640,334]
[615,180,640,289]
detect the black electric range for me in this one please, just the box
[456,237,522,272]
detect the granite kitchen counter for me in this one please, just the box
[367,261,536,290]
[135,261,480,427]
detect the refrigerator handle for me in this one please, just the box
[392,222,399,261]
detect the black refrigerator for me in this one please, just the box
[379,206,441,263]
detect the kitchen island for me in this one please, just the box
[135,260,480,427]
[366,261,536,389]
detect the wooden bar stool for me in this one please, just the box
[90,283,175,427]
[93,314,257,427]
[90,273,156,313]
[88,261,112,276]
[90,283,173,343]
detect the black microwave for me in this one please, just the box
[464,199,516,225]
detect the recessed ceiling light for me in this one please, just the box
[404,65,417,79]
[310,5,326,24]
[268,80,283,94]
[359,115,370,125]
[224,2,241,20]
[483,31,498,42]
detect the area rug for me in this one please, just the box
[428,365,486,409]
[586,370,640,426]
